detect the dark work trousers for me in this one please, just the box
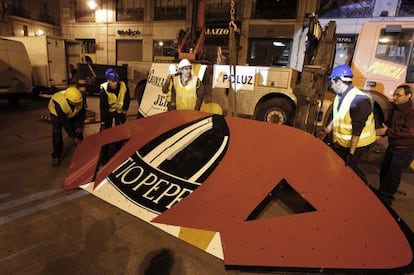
[51,115,82,159]
[100,112,126,166]
[332,143,371,184]
[103,112,126,129]
[379,146,414,205]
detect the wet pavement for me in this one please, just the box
[0,94,413,275]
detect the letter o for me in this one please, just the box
[121,166,145,185]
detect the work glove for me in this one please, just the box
[316,130,327,141]
[75,127,84,139]
[73,137,82,145]
[168,102,176,111]
[345,153,355,167]
[100,123,105,132]
[118,113,127,124]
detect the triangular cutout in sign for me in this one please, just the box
[65,110,414,274]
[152,114,414,273]
[246,179,316,220]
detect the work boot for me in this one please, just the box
[52,158,61,166]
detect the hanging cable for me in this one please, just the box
[228,0,239,116]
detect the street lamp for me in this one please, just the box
[87,0,97,10]
[89,0,110,64]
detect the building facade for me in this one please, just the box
[3,0,414,67]
[58,1,318,66]
[0,0,60,37]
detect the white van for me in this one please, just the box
[4,36,81,95]
[0,38,33,102]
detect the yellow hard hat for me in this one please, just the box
[200,103,223,115]
[65,87,82,104]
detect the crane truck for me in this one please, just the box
[138,4,337,136]
[139,0,414,140]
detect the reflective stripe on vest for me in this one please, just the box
[100,81,127,113]
[332,87,376,147]
[173,75,197,110]
[48,91,81,118]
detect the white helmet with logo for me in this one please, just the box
[178,58,192,69]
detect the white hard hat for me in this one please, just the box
[168,64,178,75]
[178,58,192,69]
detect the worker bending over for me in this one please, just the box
[100,68,130,130]
[48,87,85,166]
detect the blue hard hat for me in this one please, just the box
[329,64,353,80]
[105,68,120,81]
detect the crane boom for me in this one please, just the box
[178,0,206,60]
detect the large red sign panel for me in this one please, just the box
[65,110,414,273]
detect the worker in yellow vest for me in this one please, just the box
[317,65,376,183]
[48,87,85,166]
[100,68,130,130]
[162,59,205,111]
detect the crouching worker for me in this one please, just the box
[100,68,130,131]
[48,87,85,166]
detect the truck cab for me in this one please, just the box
[351,21,414,123]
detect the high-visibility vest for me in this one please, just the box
[48,91,82,118]
[173,75,198,110]
[332,87,376,148]
[100,81,127,113]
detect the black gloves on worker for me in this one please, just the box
[168,102,176,111]
[345,153,356,167]
[316,130,327,141]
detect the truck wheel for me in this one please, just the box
[255,98,294,125]
[135,82,146,106]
